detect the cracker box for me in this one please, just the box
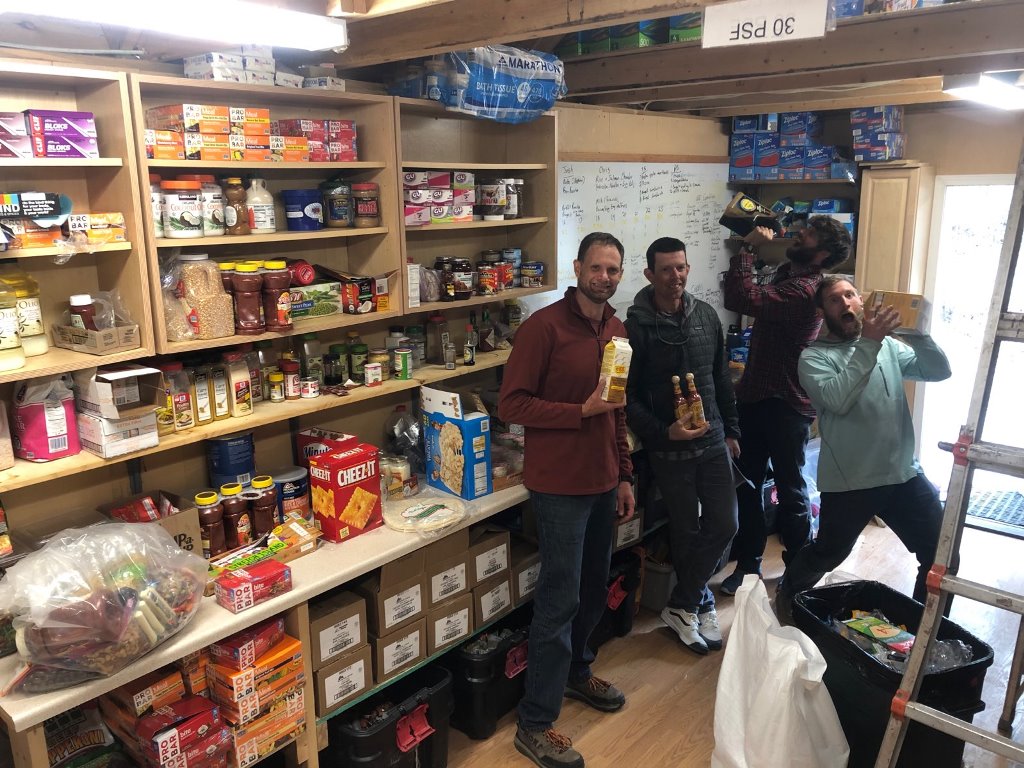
[295,428,358,468]
[308,443,383,543]
[421,386,493,500]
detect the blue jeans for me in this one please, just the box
[650,446,738,612]
[518,487,617,731]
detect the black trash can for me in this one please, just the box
[793,580,993,768]
[444,627,529,740]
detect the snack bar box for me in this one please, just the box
[421,386,492,500]
[308,443,383,543]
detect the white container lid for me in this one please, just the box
[69,293,92,304]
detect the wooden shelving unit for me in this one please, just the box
[128,74,405,355]
[0,60,154,388]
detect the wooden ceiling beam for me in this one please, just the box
[337,0,728,69]
[578,52,1024,107]
[565,0,1024,95]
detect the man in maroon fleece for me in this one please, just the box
[500,232,636,768]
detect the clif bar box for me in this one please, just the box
[0,112,27,136]
[31,135,99,159]
[25,109,97,138]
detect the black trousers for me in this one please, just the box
[732,398,814,573]
[782,472,948,604]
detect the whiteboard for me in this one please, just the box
[525,161,735,324]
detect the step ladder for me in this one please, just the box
[874,145,1024,766]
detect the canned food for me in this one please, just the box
[394,348,413,380]
[521,261,545,288]
[495,260,514,291]
[478,264,499,295]
[300,376,320,398]
[364,362,383,386]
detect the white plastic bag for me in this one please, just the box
[711,576,849,768]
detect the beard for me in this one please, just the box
[825,310,863,340]
[577,279,616,304]
[787,243,819,265]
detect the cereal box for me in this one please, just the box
[421,386,492,500]
[308,443,383,543]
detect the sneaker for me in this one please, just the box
[719,568,755,596]
[697,608,723,650]
[661,606,708,655]
[514,726,585,768]
[564,675,625,712]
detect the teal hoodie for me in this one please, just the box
[798,332,951,493]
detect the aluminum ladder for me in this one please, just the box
[874,144,1024,767]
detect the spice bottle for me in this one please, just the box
[231,264,265,335]
[464,323,477,366]
[220,483,252,549]
[280,358,301,400]
[349,343,368,380]
[69,294,98,331]
[247,178,277,234]
[196,491,227,558]
[223,177,251,236]
[268,371,285,402]
[238,343,263,404]
[300,333,324,385]
[210,361,230,420]
[160,361,196,432]
[255,340,278,400]
[224,351,253,417]
[262,260,293,331]
[250,475,278,534]
[190,362,214,425]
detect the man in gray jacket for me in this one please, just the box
[625,237,741,655]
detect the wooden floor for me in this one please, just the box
[448,523,1024,768]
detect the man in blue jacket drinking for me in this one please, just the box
[777,275,952,612]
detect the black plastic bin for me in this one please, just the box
[793,580,993,768]
[325,665,453,768]
[588,549,642,651]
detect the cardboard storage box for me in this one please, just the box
[354,550,425,635]
[468,527,510,586]
[614,508,644,552]
[72,365,163,419]
[53,322,141,355]
[511,541,541,606]
[308,591,366,672]
[473,574,514,627]
[426,593,474,655]
[866,290,931,333]
[97,490,202,556]
[423,528,470,607]
[77,411,158,458]
[315,643,372,717]
[421,386,493,500]
[371,617,425,683]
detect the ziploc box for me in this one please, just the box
[804,145,835,180]
[308,443,384,543]
[729,133,754,168]
[732,116,760,133]
[850,105,904,131]
[780,111,822,146]
[779,147,805,180]
[147,104,231,134]
[754,131,779,168]
[812,198,854,213]
[729,165,756,182]
[421,386,493,500]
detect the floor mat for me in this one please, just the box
[966,490,1024,539]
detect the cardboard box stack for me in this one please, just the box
[423,529,475,654]
[729,110,862,182]
[271,118,358,162]
[355,551,428,683]
[99,670,232,768]
[309,591,373,717]
[469,527,514,626]
[71,366,161,457]
[183,46,285,87]
[207,619,307,767]
[402,169,475,227]
[851,105,905,162]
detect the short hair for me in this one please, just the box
[645,237,687,271]
[577,232,624,264]
[807,215,853,269]
[814,274,857,309]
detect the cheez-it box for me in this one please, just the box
[309,443,383,543]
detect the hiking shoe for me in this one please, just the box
[661,606,708,655]
[720,568,756,596]
[697,608,723,650]
[565,675,625,712]
[514,726,584,768]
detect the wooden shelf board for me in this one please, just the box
[145,160,386,171]
[0,157,122,168]
[402,161,548,170]
[405,216,548,232]
[413,286,554,317]
[1,242,133,259]
[0,349,512,493]
[728,178,857,187]
[134,74,388,106]
[154,227,387,248]
[0,345,149,387]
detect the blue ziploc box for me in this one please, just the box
[729,133,755,167]
[755,166,779,181]
[855,145,905,162]
[835,0,865,17]
[729,166,757,181]
[850,106,904,131]
[852,129,906,152]
[803,145,834,179]
[754,131,780,168]
[780,112,822,146]
[732,116,760,133]
[761,113,779,132]
[812,198,854,213]
[831,161,858,182]
[778,147,805,180]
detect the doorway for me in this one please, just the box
[917,175,1021,533]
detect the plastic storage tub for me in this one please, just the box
[325,665,453,768]
[793,580,993,768]
[640,558,677,612]
[588,549,642,650]
[444,626,528,740]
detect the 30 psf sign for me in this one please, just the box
[702,0,829,49]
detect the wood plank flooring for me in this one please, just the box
[448,523,1024,768]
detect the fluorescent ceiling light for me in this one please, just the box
[0,0,349,52]
[942,73,1024,111]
